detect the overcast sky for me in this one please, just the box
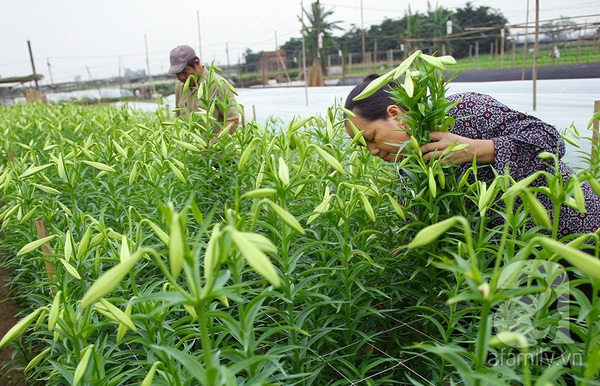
[1,0,598,84]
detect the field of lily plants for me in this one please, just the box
[1,53,600,385]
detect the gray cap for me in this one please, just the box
[168,45,197,74]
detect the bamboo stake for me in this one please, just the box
[592,100,600,164]
[27,40,40,93]
[532,0,539,111]
[35,218,56,289]
[276,49,292,84]
[521,0,530,81]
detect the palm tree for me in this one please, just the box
[301,0,342,76]
[422,3,453,55]
[405,5,423,56]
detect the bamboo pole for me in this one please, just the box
[577,27,582,63]
[144,34,157,99]
[596,31,600,62]
[275,31,281,83]
[301,0,308,106]
[27,40,40,92]
[521,0,530,81]
[532,0,539,111]
[360,0,366,64]
[35,218,56,289]
[592,100,600,164]
[475,41,479,70]
[196,10,203,60]
[511,34,516,68]
[500,29,505,68]
[276,49,292,84]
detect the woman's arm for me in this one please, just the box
[420,131,495,164]
[446,92,565,181]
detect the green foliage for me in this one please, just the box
[0,52,599,385]
[328,3,507,59]
[451,4,508,58]
[350,51,600,386]
[0,98,415,384]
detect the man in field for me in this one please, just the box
[168,44,240,139]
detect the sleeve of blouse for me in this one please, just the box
[448,92,566,182]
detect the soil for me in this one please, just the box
[0,256,29,385]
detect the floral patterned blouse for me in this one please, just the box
[446,92,600,237]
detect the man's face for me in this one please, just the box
[176,60,200,85]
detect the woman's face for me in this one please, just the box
[346,105,410,163]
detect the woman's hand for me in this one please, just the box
[420,131,495,164]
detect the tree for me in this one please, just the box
[273,0,511,75]
[541,17,577,43]
[369,18,407,52]
[422,3,453,55]
[453,2,508,59]
[242,49,261,73]
[301,0,343,75]
[336,26,363,55]
[280,38,303,69]
[404,7,429,56]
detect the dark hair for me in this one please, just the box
[186,57,200,68]
[344,74,399,121]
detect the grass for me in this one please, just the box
[453,41,600,70]
[234,42,600,84]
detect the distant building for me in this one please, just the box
[259,50,286,73]
[259,50,289,85]
[124,68,147,82]
[0,74,45,105]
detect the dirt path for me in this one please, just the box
[0,258,29,385]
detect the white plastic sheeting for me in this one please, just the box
[229,79,600,169]
[85,78,600,168]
